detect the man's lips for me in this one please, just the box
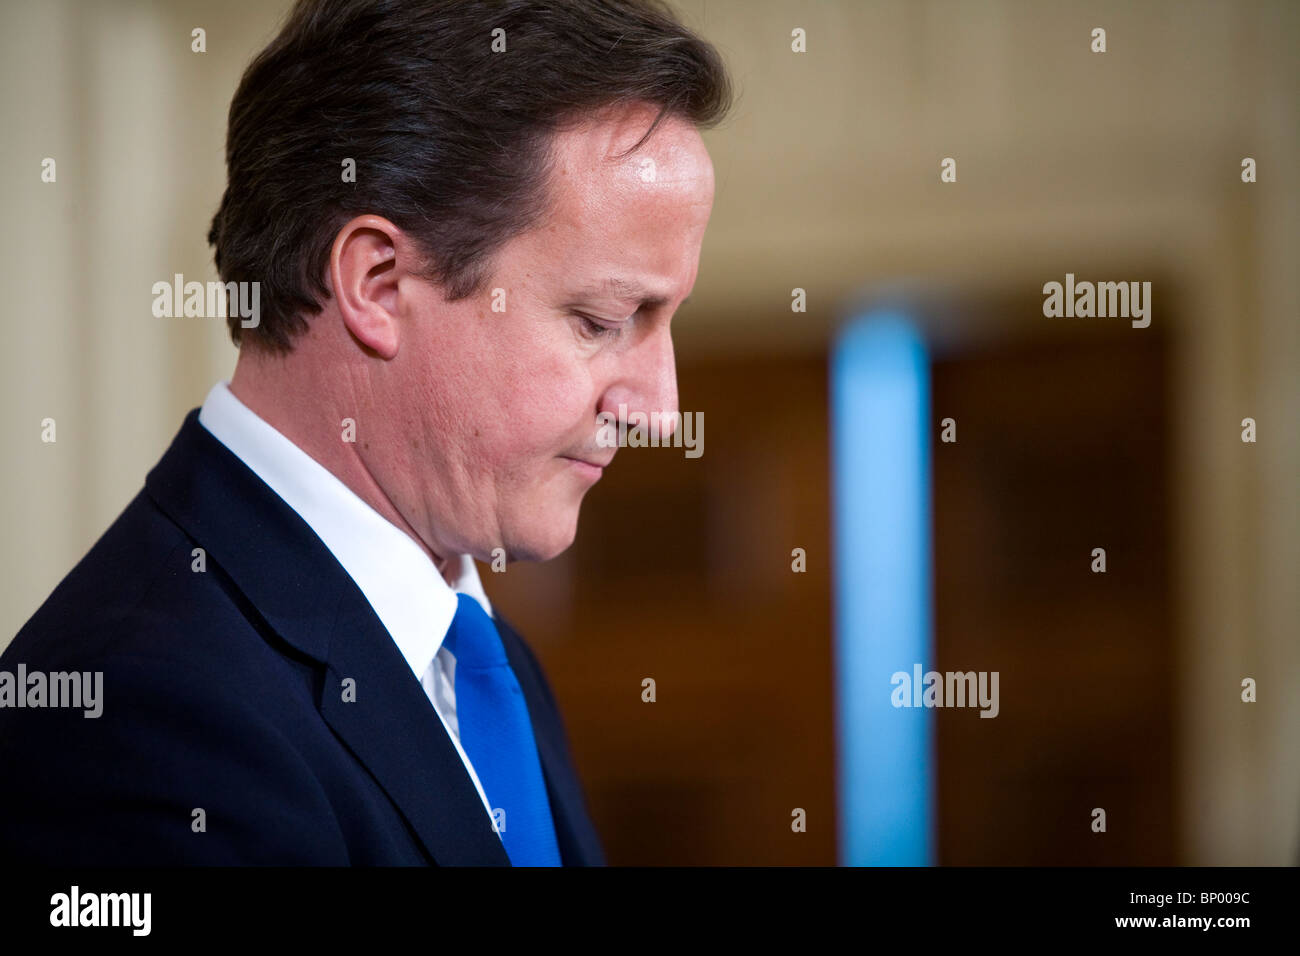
[561,454,613,478]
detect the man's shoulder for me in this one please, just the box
[0,484,350,864]
[4,483,272,679]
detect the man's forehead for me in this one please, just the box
[544,130,714,249]
[529,108,713,304]
[550,107,713,188]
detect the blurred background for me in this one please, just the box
[1,0,1295,865]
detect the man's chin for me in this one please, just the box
[494,513,581,564]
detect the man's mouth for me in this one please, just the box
[561,454,612,481]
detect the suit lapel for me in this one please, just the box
[319,596,510,865]
[146,409,509,866]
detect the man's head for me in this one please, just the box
[210,0,731,565]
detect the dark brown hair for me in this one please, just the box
[207,0,732,351]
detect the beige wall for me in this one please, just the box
[1,0,1294,864]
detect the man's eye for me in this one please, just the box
[575,312,619,339]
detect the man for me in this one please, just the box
[0,0,730,865]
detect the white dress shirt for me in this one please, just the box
[197,380,498,831]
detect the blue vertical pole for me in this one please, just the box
[830,314,934,865]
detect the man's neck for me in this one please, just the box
[227,345,459,586]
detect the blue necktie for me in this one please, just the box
[443,593,562,866]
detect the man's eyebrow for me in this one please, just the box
[573,277,684,310]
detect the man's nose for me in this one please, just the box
[598,326,679,440]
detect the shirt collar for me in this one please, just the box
[196,380,492,684]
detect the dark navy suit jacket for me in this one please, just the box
[0,409,605,865]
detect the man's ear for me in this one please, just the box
[329,215,408,359]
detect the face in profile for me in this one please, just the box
[375,104,716,565]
